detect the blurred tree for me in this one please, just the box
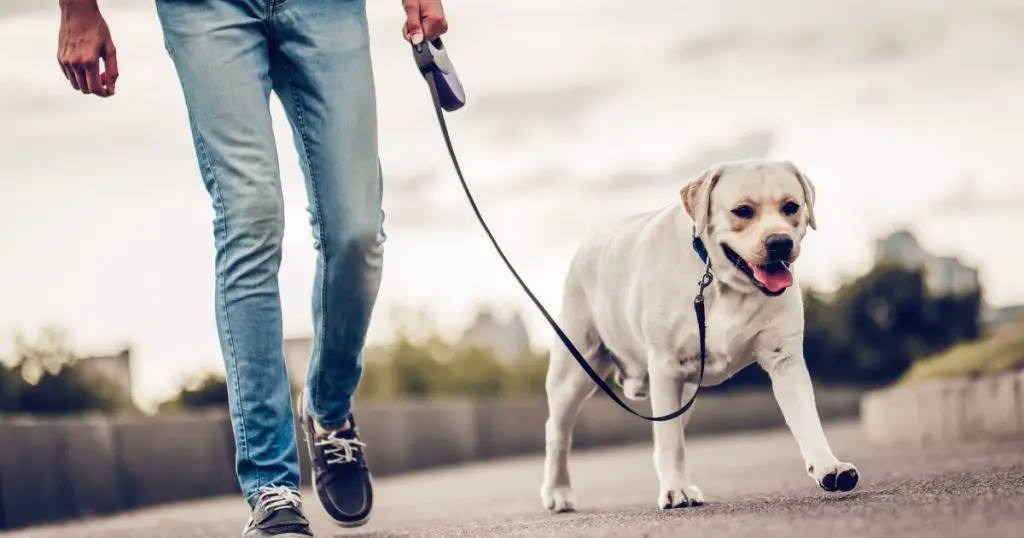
[389,337,445,398]
[353,355,396,401]
[0,325,133,415]
[0,361,23,410]
[159,373,229,412]
[804,264,982,385]
[801,287,856,383]
[443,346,508,399]
[503,351,549,397]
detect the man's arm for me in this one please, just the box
[57,0,118,97]
[402,0,448,45]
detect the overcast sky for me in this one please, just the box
[2,0,1022,406]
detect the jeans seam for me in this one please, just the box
[188,110,258,492]
[281,61,330,421]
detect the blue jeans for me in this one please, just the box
[155,0,385,504]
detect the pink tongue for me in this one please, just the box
[752,266,793,293]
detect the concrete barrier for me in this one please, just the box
[0,417,73,529]
[0,415,123,529]
[113,410,239,509]
[473,400,547,459]
[963,373,1022,440]
[0,387,864,530]
[861,371,1024,446]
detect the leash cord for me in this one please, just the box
[423,75,709,422]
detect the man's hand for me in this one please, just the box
[57,0,118,97]
[402,0,448,45]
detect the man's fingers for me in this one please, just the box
[83,61,106,96]
[402,0,423,44]
[72,65,89,93]
[59,59,81,90]
[102,43,118,95]
[421,15,448,40]
[420,2,448,40]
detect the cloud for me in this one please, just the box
[930,177,1024,215]
[386,169,440,197]
[464,83,618,144]
[673,27,821,62]
[0,1,43,18]
[381,169,469,230]
[595,128,776,192]
[485,127,776,199]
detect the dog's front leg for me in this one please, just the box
[649,359,704,509]
[760,352,859,493]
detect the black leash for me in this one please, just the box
[415,39,712,422]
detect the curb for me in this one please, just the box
[860,369,1024,445]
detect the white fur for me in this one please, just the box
[540,158,857,512]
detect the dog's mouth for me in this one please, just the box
[721,243,793,296]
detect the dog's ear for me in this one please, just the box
[680,165,722,237]
[784,161,817,230]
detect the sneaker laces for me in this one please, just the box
[316,431,367,465]
[257,486,303,513]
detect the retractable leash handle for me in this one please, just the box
[412,38,707,422]
[412,38,466,112]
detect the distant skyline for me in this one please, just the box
[2,0,1023,406]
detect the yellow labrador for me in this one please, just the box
[540,158,858,512]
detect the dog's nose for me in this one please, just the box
[765,234,794,262]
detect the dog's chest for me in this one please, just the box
[668,304,759,385]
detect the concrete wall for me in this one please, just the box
[861,370,1024,446]
[1,387,863,530]
[0,416,126,529]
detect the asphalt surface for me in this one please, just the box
[4,421,1023,538]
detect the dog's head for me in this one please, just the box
[680,159,816,297]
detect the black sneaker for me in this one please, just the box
[299,391,374,528]
[242,486,313,538]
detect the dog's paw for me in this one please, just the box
[808,461,859,493]
[657,484,704,509]
[541,484,576,513]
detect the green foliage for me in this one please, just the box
[0,325,135,416]
[354,336,549,402]
[898,321,1024,383]
[388,338,447,398]
[155,334,551,410]
[158,373,229,413]
[803,264,982,386]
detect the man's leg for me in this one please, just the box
[267,0,384,527]
[154,0,304,518]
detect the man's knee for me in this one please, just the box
[319,215,384,260]
[219,194,286,262]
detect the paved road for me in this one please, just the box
[4,421,1024,538]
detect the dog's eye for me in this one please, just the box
[731,205,755,219]
[782,201,800,216]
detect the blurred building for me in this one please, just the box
[458,308,533,363]
[874,230,979,297]
[72,347,135,407]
